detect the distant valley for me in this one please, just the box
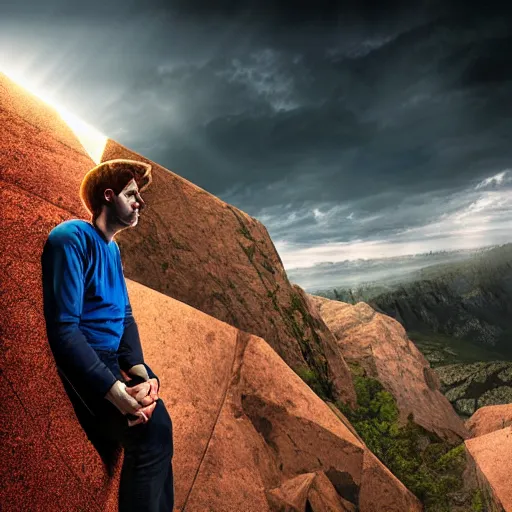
[313,243,512,418]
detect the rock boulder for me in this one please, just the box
[308,296,468,442]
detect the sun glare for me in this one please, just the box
[1,69,107,164]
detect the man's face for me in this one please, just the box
[112,178,145,227]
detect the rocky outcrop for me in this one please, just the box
[0,74,421,511]
[308,296,469,442]
[0,267,424,512]
[101,135,357,405]
[464,405,512,510]
[132,281,422,512]
[435,362,512,418]
[465,426,512,512]
[465,404,512,437]
[358,449,422,512]
[0,72,355,408]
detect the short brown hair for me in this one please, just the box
[79,159,152,220]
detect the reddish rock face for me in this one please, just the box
[0,71,355,409]
[1,74,421,511]
[466,404,512,438]
[358,449,422,512]
[125,280,423,512]
[465,426,512,512]
[0,166,121,510]
[308,296,469,443]
[100,139,356,407]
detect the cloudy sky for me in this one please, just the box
[1,0,512,288]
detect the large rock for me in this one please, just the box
[308,296,469,442]
[1,230,423,511]
[466,404,512,438]
[1,74,421,510]
[0,71,355,408]
[465,426,512,512]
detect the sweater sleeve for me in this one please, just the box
[118,303,160,387]
[41,228,117,399]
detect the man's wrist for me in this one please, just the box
[128,363,150,381]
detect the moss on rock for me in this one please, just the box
[336,366,475,511]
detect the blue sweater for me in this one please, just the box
[41,219,157,400]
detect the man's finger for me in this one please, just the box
[126,382,151,400]
[148,378,159,401]
[140,401,157,421]
[134,386,150,402]
[106,381,142,416]
[127,410,148,427]
[138,395,154,407]
[122,390,143,415]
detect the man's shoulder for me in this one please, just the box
[47,219,91,246]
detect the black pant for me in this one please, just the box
[63,350,175,512]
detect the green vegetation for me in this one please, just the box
[287,292,336,401]
[295,366,332,401]
[228,205,255,242]
[161,262,169,272]
[237,225,255,241]
[261,259,276,274]
[336,366,473,511]
[471,489,485,512]
[241,243,256,263]
[408,330,506,367]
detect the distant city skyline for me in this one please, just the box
[1,0,512,285]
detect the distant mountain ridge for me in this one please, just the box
[292,244,500,293]
[317,243,512,358]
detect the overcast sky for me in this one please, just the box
[2,0,512,287]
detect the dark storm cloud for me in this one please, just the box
[0,0,419,25]
[166,0,511,26]
[167,0,418,25]
[103,12,512,218]
[2,0,512,282]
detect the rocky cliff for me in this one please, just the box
[465,403,512,437]
[0,71,355,408]
[308,296,468,443]
[309,296,512,511]
[0,73,424,511]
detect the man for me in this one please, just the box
[41,159,174,511]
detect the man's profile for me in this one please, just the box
[41,159,174,511]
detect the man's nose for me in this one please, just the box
[133,193,146,211]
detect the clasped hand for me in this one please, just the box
[105,378,159,427]
[125,377,159,426]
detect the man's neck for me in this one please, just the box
[93,211,119,243]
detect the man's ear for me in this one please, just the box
[104,188,115,203]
